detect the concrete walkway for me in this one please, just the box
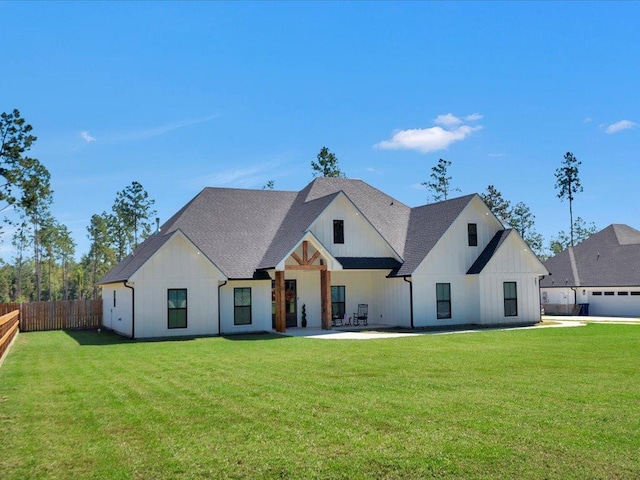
[280,317,618,340]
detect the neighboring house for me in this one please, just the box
[98,178,548,339]
[540,224,640,317]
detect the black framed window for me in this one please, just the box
[333,219,344,244]
[331,286,345,318]
[436,283,451,319]
[113,290,116,308]
[503,282,518,317]
[168,289,187,328]
[468,223,478,246]
[234,288,252,325]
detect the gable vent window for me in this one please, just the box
[468,223,478,246]
[333,219,344,244]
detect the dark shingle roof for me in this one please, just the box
[540,224,640,287]
[467,229,513,274]
[99,179,481,283]
[394,194,476,277]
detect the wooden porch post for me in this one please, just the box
[320,269,331,330]
[275,270,286,333]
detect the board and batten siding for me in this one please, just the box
[219,280,272,333]
[476,232,545,325]
[411,197,501,326]
[309,195,398,258]
[102,283,133,337]
[128,232,226,338]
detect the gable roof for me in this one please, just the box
[99,179,492,283]
[540,224,640,287]
[394,194,476,276]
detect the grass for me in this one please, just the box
[1,325,639,479]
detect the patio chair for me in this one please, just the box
[352,304,368,326]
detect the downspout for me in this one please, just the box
[124,281,135,339]
[218,281,227,336]
[403,276,414,329]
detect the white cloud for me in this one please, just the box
[375,125,482,154]
[79,130,96,143]
[375,113,483,154]
[605,120,637,134]
[434,113,463,128]
[487,152,505,158]
[583,117,593,124]
[465,113,483,122]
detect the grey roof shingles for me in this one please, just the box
[394,194,476,277]
[98,179,480,284]
[540,224,640,287]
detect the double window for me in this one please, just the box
[468,223,478,246]
[331,286,346,318]
[436,283,451,319]
[503,282,518,317]
[333,219,344,244]
[168,289,187,328]
[234,288,252,325]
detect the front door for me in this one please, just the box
[272,279,297,328]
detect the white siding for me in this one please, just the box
[310,195,398,258]
[477,233,545,325]
[411,196,502,326]
[101,283,133,337]
[129,232,225,338]
[219,280,272,334]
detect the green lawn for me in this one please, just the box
[1,325,639,479]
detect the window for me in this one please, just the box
[234,288,252,325]
[618,291,629,296]
[436,283,451,319]
[592,292,602,296]
[331,286,345,318]
[168,289,187,329]
[333,219,344,244]
[503,282,518,317]
[631,292,640,296]
[468,223,478,246]
[604,292,614,296]
[113,290,116,307]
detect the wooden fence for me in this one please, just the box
[0,310,20,362]
[0,299,103,333]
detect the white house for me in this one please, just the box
[540,224,640,317]
[98,178,548,338]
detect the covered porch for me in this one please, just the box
[269,238,407,332]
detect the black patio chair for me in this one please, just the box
[352,304,368,326]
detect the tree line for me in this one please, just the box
[0,109,156,302]
[0,109,596,302]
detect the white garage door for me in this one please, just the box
[589,289,640,317]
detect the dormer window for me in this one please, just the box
[333,219,344,244]
[468,223,478,246]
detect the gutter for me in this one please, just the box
[403,276,414,329]
[124,281,135,339]
[218,281,227,336]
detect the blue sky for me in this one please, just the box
[2,1,639,258]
